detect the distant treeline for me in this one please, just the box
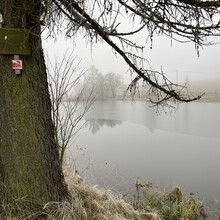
[72,66,127,100]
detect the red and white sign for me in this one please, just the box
[12,60,23,70]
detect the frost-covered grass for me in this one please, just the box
[135,185,207,220]
[0,164,208,220]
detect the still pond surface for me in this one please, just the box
[68,101,220,208]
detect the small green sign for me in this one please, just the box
[0,28,31,55]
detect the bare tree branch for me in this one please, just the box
[45,0,220,106]
[47,51,95,165]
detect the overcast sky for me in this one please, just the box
[43,33,220,84]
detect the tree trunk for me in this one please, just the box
[0,0,68,215]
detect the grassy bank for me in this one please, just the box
[1,164,209,220]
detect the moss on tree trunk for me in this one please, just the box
[0,0,68,216]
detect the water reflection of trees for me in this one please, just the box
[85,118,122,134]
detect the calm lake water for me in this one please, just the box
[67,101,220,208]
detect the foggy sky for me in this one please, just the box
[43,33,220,84]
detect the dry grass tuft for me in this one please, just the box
[61,165,143,220]
[37,164,164,220]
[139,185,207,220]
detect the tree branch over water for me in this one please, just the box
[47,0,220,106]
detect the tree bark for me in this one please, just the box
[0,0,68,215]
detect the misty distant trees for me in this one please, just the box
[74,66,125,100]
[105,72,122,98]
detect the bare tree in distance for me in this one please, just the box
[47,51,95,165]
[83,66,106,99]
[81,66,126,99]
[104,72,123,98]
